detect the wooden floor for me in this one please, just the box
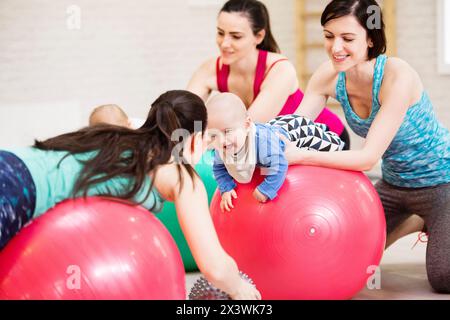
[185,231,450,300]
[354,233,449,300]
[185,160,450,300]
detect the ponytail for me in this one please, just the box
[256,2,279,53]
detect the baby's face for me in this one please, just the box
[206,93,250,154]
[207,117,249,154]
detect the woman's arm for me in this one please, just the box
[174,173,242,291]
[285,62,414,171]
[295,60,337,120]
[187,58,216,102]
[154,164,260,299]
[247,61,298,122]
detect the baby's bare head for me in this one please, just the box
[206,93,252,153]
[206,93,249,130]
[89,104,130,128]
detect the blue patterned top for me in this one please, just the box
[213,123,289,200]
[336,55,450,188]
[6,147,166,216]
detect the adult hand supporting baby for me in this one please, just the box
[277,133,306,165]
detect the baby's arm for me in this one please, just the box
[256,154,288,201]
[212,150,237,193]
[213,151,238,212]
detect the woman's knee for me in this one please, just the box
[426,253,450,293]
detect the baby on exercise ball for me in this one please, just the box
[89,104,145,129]
[89,104,131,127]
[206,93,344,212]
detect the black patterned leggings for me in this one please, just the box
[0,151,36,249]
[267,114,345,152]
[375,179,450,293]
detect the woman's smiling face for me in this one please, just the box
[323,14,374,72]
[216,11,264,65]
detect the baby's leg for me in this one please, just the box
[0,151,36,249]
[268,114,344,151]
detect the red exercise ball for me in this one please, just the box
[0,197,185,300]
[210,166,386,300]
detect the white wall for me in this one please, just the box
[1,0,449,148]
[0,0,294,147]
[396,0,450,123]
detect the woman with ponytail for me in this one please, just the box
[0,90,261,300]
[188,0,350,149]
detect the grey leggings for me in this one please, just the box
[375,179,450,293]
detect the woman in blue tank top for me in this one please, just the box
[0,90,261,300]
[285,0,450,293]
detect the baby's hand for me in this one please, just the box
[253,188,268,203]
[221,189,237,212]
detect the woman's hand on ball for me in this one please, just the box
[253,188,268,203]
[277,133,304,165]
[230,279,262,300]
[220,189,237,212]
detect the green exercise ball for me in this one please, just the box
[156,150,217,272]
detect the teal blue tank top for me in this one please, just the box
[336,55,450,188]
[6,147,165,217]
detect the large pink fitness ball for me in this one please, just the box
[0,197,185,299]
[210,166,386,300]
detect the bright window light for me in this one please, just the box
[438,0,450,73]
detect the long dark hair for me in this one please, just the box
[34,90,207,203]
[321,0,386,60]
[220,0,280,53]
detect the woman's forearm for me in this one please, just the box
[201,253,243,296]
[291,149,377,172]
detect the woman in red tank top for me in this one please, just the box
[187,0,350,149]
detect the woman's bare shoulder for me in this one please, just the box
[152,162,201,201]
[314,60,339,79]
[308,60,339,95]
[382,57,423,102]
[200,56,218,71]
[193,57,218,78]
[384,57,419,79]
[152,162,180,202]
[265,52,298,80]
[188,57,219,96]
[266,52,295,68]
